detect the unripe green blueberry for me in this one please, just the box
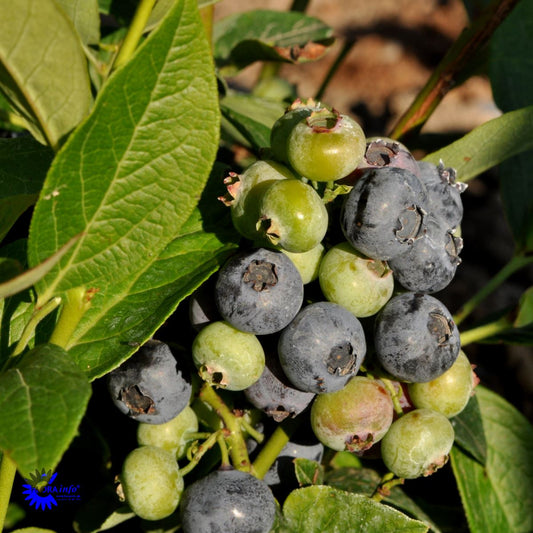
[222,160,294,241]
[192,321,265,391]
[286,109,366,182]
[121,446,183,520]
[282,242,325,284]
[381,408,455,479]
[259,179,328,253]
[310,376,394,453]
[270,99,320,164]
[408,350,475,418]
[137,405,199,459]
[318,242,394,317]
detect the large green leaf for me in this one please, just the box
[0,343,91,476]
[214,10,334,75]
[0,137,54,242]
[451,386,533,533]
[54,0,100,45]
[70,192,237,380]
[0,0,92,149]
[489,0,533,253]
[27,0,221,378]
[278,486,428,532]
[423,105,533,183]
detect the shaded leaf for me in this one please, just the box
[0,0,92,149]
[0,258,23,284]
[0,235,80,300]
[0,344,91,477]
[451,386,533,533]
[294,458,324,486]
[220,92,285,150]
[489,1,533,252]
[450,394,487,464]
[214,10,334,75]
[0,137,54,242]
[27,0,222,378]
[423,105,533,183]
[74,486,135,533]
[514,286,533,327]
[279,485,428,532]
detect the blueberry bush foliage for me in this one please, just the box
[0,0,532,531]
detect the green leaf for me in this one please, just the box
[214,10,334,75]
[489,0,533,253]
[0,137,54,242]
[325,467,441,533]
[279,486,428,532]
[27,0,222,378]
[54,0,101,45]
[450,394,487,464]
[0,343,91,477]
[294,458,324,486]
[451,386,533,533]
[515,286,533,327]
[69,165,237,380]
[423,105,533,183]
[0,0,92,149]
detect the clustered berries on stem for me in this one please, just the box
[106,98,477,532]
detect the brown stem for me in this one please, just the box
[389,0,520,141]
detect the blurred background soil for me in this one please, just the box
[215,0,533,421]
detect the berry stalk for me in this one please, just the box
[112,0,157,71]
[198,383,253,473]
[252,417,300,479]
[49,287,94,349]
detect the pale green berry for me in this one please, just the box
[137,406,199,459]
[282,243,325,284]
[121,446,183,520]
[319,242,394,317]
[408,350,475,418]
[381,408,455,479]
[192,321,265,391]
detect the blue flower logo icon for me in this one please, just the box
[22,469,58,510]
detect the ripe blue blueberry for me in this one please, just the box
[180,468,276,533]
[244,350,316,421]
[356,138,421,178]
[389,214,463,293]
[107,340,191,424]
[418,160,466,230]
[341,167,428,260]
[215,248,304,335]
[278,302,366,394]
[374,292,461,382]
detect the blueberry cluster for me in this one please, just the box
[106,99,477,529]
